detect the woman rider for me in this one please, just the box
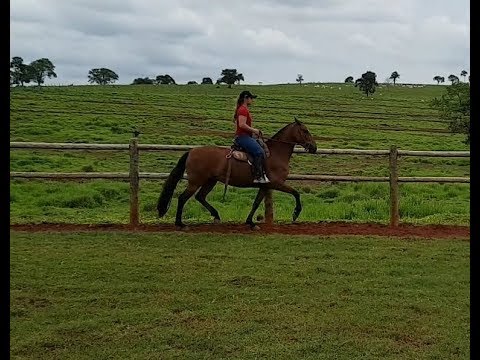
[233,90,270,183]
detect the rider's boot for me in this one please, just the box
[253,157,270,183]
[252,157,265,183]
[260,157,270,183]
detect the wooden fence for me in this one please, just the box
[10,140,470,227]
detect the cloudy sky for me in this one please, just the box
[11,0,469,85]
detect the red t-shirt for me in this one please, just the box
[235,105,253,136]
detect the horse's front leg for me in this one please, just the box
[246,188,267,229]
[269,183,302,222]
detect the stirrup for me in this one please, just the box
[254,175,270,184]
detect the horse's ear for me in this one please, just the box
[294,116,302,124]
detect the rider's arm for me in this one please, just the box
[238,116,259,135]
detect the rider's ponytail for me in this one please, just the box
[233,94,245,121]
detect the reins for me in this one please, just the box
[258,131,298,146]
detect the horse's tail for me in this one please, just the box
[157,151,189,217]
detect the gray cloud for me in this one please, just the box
[11,0,469,85]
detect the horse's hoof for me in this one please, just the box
[176,224,188,231]
[292,210,301,222]
[213,218,221,224]
[251,225,261,231]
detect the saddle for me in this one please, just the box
[226,135,270,164]
[227,144,254,164]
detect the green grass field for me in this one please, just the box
[10,231,469,359]
[10,84,470,358]
[10,84,470,225]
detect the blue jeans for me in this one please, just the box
[235,135,265,159]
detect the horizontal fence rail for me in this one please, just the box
[10,172,470,183]
[10,140,470,227]
[10,142,471,157]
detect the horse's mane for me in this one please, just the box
[271,122,294,140]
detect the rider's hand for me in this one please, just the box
[252,128,260,136]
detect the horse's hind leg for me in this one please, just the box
[176,182,200,229]
[246,188,267,229]
[195,179,220,223]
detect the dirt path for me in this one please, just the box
[10,222,470,239]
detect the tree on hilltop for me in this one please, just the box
[132,77,154,85]
[30,58,57,86]
[355,71,378,96]
[88,68,118,85]
[296,74,304,85]
[156,74,176,85]
[389,71,400,85]
[448,74,459,84]
[217,69,243,88]
[10,56,33,86]
[433,75,445,85]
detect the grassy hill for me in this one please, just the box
[10,84,470,225]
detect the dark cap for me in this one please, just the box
[239,90,257,99]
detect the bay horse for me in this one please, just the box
[157,119,317,229]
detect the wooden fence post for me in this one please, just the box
[264,189,274,225]
[129,137,140,227]
[389,145,400,227]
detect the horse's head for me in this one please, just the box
[288,118,317,153]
